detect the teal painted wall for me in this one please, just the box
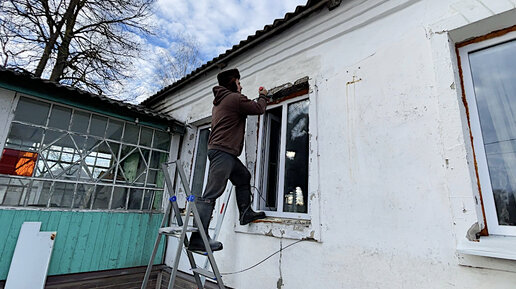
[0,209,165,280]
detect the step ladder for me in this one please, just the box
[141,160,227,289]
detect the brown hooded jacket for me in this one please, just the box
[208,86,267,156]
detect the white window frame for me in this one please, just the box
[255,95,310,220]
[459,30,516,236]
[190,124,211,196]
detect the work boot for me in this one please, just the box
[188,201,223,252]
[239,206,266,225]
[236,185,266,225]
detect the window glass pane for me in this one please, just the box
[192,128,210,197]
[49,181,75,208]
[119,146,148,185]
[0,148,38,177]
[469,39,516,226]
[73,184,94,209]
[147,169,157,186]
[152,190,163,210]
[142,190,153,210]
[48,105,72,130]
[140,127,153,147]
[89,115,108,137]
[92,185,111,209]
[84,136,102,153]
[5,123,44,151]
[263,107,282,211]
[43,130,66,147]
[106,119,123,140]
[111,187,128,210]
[14,97,50,125]
[0,185,6,206]
[26,180,52,207]
[283,99,309,213]
[71,110,90,134]
[153,130,170,151]
[128,188,143,210]
[0,177,29,206]
[123,123,139,144]
[150,151,168,169]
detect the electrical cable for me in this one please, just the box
[250,185,274,210]
[220,239,304,275]
[182,239,305,276]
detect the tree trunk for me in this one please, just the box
[36,0,80,78]
[49,1,81,81]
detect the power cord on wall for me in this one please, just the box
[220,239,304,275]
[181,239,304,275]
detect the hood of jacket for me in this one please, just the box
[212,86,233,105]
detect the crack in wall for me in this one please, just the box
[277,237,284,289]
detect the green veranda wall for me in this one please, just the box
[0,209,165,280]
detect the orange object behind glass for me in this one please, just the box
[0,148,38,176]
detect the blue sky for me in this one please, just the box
[129,0,307,103]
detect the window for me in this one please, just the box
[191,125,210,197]
[459,30,516,236]
[0,96,171,211]
[257,96,310,218]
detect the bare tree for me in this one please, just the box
[153,33,203,88]
[0,0,155,96]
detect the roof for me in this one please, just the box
[0,67,186,134]
[141,0,341,107]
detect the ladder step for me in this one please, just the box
[159,225,198,235]
[192,268,216,280]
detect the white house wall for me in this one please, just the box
[0,88,17,153]
[153,0,516,288]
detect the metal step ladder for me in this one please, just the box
[141,160,226,289]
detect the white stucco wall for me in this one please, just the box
[155,0,516,288]
[0,88,17,153]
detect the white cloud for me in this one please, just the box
[153,0,306,59]
[129,0,307,103]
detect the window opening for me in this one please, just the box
[258,96,310,217]
[191,125,211,197]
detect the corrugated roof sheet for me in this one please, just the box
[142,0,339,107]
[0,67,185,134]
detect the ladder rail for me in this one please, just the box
[190,201,225,289]
[162,162,204,288]
[167,200,194,289]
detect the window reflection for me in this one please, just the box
[283,99,309,213]
[470,39,516,226]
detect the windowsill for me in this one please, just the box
[234,216,319,241]
[457,235,516,261]
[252,217,311,225]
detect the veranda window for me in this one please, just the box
[0,96,171,211]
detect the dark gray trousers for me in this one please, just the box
[197,149,251,210]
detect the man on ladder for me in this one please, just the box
[188,68,269,252]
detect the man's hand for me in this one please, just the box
[259,86,268,97]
